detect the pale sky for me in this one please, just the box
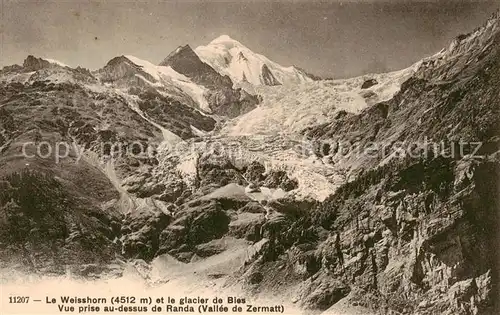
[1,0,499,78]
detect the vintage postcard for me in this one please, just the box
[0,1,499,314]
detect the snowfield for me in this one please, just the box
[222,62,420,136]
[123,55,211,112]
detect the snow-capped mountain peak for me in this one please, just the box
[195,35,315,86]
[209,34,245,48]
[212,34,235,41]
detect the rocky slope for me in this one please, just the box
[0,77,161,276]
[238,10,500,314]
[303,10,500,177]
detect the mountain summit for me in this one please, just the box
[195,35,315,86]
[159,44,233,89]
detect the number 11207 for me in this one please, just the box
[9,296,29,303]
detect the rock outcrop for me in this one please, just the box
[23,55,56,71]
